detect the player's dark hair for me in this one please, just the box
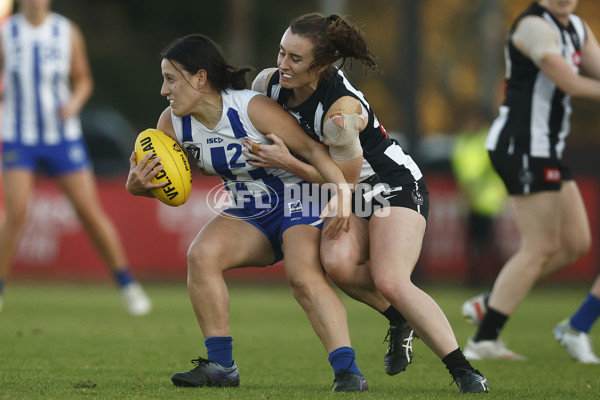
[161,34,252,91]
[289,13,377,80]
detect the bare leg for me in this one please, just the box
[590,275,600,298]
[321,214,391,312]
[538,181,591,280]
[57,169,127,270]
[186,215,275,337]
[0,170,36,280]
[282,225,351,352]
[488,183,589,315]
[369,208,458,359]
[57,169,151,314]
[172,215,274,387]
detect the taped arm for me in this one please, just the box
[323,96,365,185]
[251,68,278,93]
[515,16,600,101]
[512,16,561,67]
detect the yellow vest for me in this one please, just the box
[451,128,506,217]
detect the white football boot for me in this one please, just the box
[464,338,526,360]
[553,319,600,364]
[121,282,152,316]
[461,293,488,326]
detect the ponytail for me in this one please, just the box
[289,13,377,80]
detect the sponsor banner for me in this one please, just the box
[8,176,284,282]
[7,174,599,283]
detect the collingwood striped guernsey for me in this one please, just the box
[266,68,423,188]
[485,2,586,159]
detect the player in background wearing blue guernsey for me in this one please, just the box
[461,0,600,363]
[126,34,369,392]
[248,13,488,393]
[0,0,151,315]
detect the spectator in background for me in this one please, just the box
[450,105,506,286]
[0,0,151,315]
[461,0,600,362]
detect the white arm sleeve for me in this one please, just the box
[513,16,561,67]
[251,67,278,94]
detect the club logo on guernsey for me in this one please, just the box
[518,168,534,186]
[411,189,424,206]
[287,200,303,214]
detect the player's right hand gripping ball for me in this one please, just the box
[134,129,192,206]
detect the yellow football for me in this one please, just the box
[134,129,192,207]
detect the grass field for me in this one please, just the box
[1,282,599,399]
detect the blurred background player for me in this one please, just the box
[462,0,600,361]
[0,0,11,252]
[450,104,506,286]
[0,0,150,315]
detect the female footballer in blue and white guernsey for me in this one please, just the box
[126,34,369,391]
[247,13,488,393]
[0,0,151,315]
[462,0,600,363]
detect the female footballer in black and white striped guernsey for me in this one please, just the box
[462,0,600,363]
[247,12,488,394]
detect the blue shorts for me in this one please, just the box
[1,138,91,176]
[223,182,323,263]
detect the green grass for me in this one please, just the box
[1,282,599,399]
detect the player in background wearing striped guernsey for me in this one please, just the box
[0,0,151,315]
[461,0,600,362]
[248,13,488,394]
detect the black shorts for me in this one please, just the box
[488,150,572,195]
[353,175,429,220]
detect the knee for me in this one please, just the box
[562,232,591,265]
[287,271,323,300]
[371,270,410,302]
[187,241,221,281]
[1,208,28,234]
[525,236,562,263]
[322,249,359,286]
